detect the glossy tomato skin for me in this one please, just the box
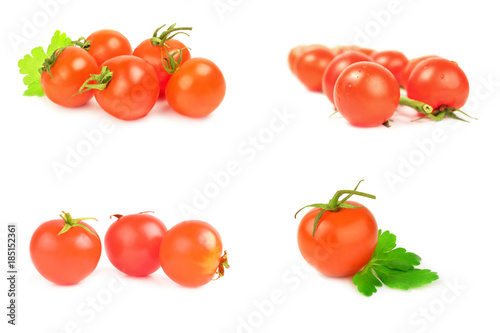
[288,45,306,73]
[133,39,191,97]
[297,202,378,277]
[400,55,439,89]
[334,61,400,127]
[165,57,226,118]
[160,220,223,287]
[294,46,335,92]
[372,50,409,85]
[40,47,98,108]
[105,214,167,277]
[407,57,469,109]
[30,219,101,285]
[95,55,160,120]
[86,29,132,66]
[322,50,373,105]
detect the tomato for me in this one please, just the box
[165,57,226,118]
[159,220,228,287]
[322,50,373,105]
[134,39,191,98]
[297,202,378,277]
[407,57,469,109]
[40,46,98,108]
[334,62,400,127]
[105,213,167,277]
[372,50,408,85]
[30,212,101,285]
[294,46,334,92]
[89,55,160,120]
[400,55,439,89]
[346,45,376,57]
[288,45,306,73]
[86,29,132,66]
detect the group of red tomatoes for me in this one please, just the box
[289,44,471,126]
[29,212,228,287]
[41,24,226,120]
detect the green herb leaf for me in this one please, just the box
[18,30,73,97]
[353,229,438,296]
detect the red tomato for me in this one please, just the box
[30,212,101,285]
[40,46,98,108]
[372,50,408,85]
[334,62,400,127]
[105,213,167,277]
[165,57,226,118]
[288,45,306,73]
[400,55,439,89]
[86,29,132,66]
[407,57,469,109]
[159,220,228,287]
[133,39,191,97]
[297,202,378,277]
[346,45,376,56]
[93,55,160,120]
[322,51,373,105]
[294,46,335,92]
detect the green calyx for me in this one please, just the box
[399,97,476,122]
[58,211,97,237]
[295,180,376,237]
[149,23,192,47]
[38,47,67,79]
[161,48,188,74]
[77,66,113,95]
[213,251,230,281]
[72,37,91,51]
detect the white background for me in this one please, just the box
[1,0,500,332]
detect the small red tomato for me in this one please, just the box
[372,50,409,85]
[294,46,335,92]
[105,213,167,277]
[407,57,469,109]
[334,62,400,127]
[30,212,101,285]
[40,46,98,108]
[400,55,439,89]
[159,220,228,287]
[288,45,306,73]
[86,29,132,66]
[165,57,226,118]
[322,50,373,105]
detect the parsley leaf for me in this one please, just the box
[353,230,439,296]
[18,30,73,97]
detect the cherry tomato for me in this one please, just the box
[134,39,191,97]
[400,55,439,89]
[86,29,132,66]
[30,212,101,285]
[159,220,228,287]
[294,46,335,92]
[105,213,167,277]
[165,57,226,118]
[407,57,469,109]
[297,202,378,277]
[288,45,306,73]
[40,46,98,108]
[322,50,373,105]
[372,50,408,85]
[334,62,400,127]
[93,55,160,120]
[346,45,376,56]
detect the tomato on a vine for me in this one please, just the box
[78,55,160,120]
[40,46,98,108]
[372,50,408,85]
[105,212,167,277]
[76,29,132,66]
[30,212,101,285]
[133,24,192,97]
[159,220,229,287]
[295,180,378,277]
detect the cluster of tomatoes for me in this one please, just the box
[41,24,226,120]
[289,44,472,126]
[29,212,228,287]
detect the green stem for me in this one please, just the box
[149,23,192,46]
[76,66,113,95]
[58,211,98,237]
[399,97,433,115]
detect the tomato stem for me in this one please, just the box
[72,37,91,51]
[399,97,433,115]
[39,47,67,79]
[412,105,477,122]
[58,211,98,237]
[76,66,113,95]
[213,251,229,281]
[149,23,192,47]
